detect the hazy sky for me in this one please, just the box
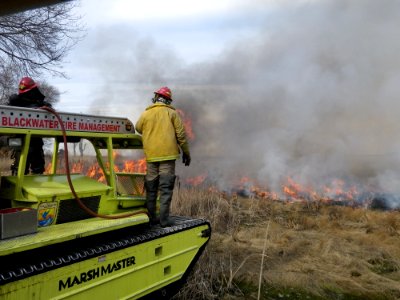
[50,0,275,114]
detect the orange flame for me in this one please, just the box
[185,174,207,186]
[120,158,147,173]
[71,161,84,173]
[183,173,362,203]
[176,109,194,140]
[45,156,147,183]
[46,154,365,205]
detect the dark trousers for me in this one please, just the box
[145,160,176,227]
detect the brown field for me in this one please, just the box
[171,186,400,300]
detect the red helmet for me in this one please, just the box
[19,77,37,94]
[155,86,172,100]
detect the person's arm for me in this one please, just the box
[172,112,191,166]
[135,115,143,134]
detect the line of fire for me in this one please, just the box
[39,107,396,212]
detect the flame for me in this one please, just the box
[44,162,53,174]
[46,156,364,204]
[113,150,119,161]
[324,178,358,200]
[44,153,376,207]
[120,158,147,173]
[235,176,279,200]
[176,109,194,140]
[280,176,361,203]
[185,174,207,186]
[282,177,318,201]
[45,156,147,183]
[183,173,368,204]
[45,160,86,175]
[86,163,105,182]
[71,161,84,173]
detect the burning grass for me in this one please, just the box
[171,185,400,300]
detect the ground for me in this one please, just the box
[171,188,400,300]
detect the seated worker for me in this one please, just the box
[8,77,52,174]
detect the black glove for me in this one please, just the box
[182,153,191,166]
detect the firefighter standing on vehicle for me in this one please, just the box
[135,87,191,227]
[8,77,52,174]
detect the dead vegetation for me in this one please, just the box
[171,186,400,300]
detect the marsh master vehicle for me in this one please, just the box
[0,105,211,299]
[0,2,210,298]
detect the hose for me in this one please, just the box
[40,106,148,220]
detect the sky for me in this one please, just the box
[47,0,400,202]
[51,0,274,114]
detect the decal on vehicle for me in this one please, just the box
[38,202,58,227]
[58,256,136,291]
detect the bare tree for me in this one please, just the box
[0,2,85,78]
[0,2,85,104]
[0,63,19,102]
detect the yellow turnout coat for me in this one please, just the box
[135,103,190,162]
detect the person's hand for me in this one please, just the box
[182,153,191,166]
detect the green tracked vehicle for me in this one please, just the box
[0,105,211,299]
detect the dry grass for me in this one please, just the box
[171,186,400,300]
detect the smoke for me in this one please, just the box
[84,0,400,196]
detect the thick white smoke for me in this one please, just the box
[84,0,400,200]
[177,0,400,196]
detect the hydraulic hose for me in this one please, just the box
[40,106,148,220]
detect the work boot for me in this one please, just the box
[159,174,176,227]
[145,177,159,226]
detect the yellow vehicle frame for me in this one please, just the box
[0,105,211,299]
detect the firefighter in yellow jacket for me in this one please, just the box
[136,87,191,227]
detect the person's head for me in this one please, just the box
[152,86,173,105]
[18,77,45,102]
[18,77,37,94]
